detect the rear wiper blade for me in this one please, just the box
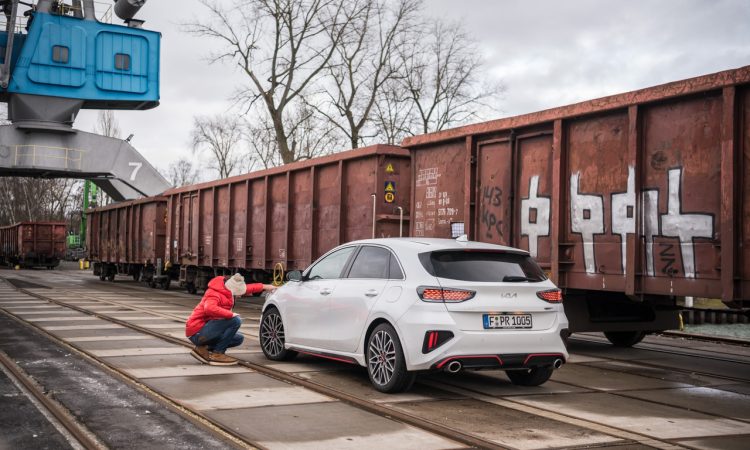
[502,275,533,282]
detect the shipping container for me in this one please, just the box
[86,197,172,288]
[402,65,750,345]
[164,145,411,293]
[0,222,66,268]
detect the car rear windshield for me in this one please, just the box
[420,250,547,282]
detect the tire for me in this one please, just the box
[366,323,415,393]
[604,331,646,347]
[98,272,106,281]
[506,366,554,386]
[106,272,115,282]
[259,307,297,361]
[132,272,141,282]
[160,278,171,290]
[186,282,197,295]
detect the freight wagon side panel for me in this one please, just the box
[250,178,267,269]
[269,174,289,269]
[412,142,467,238]
[343,158,377,242]
[289,170,313,271]
[563,112,631,292]
[53,224,66,260]
[215,185,230,268]
[315,164,342,258]
[198,189,215,267]
[515,132,554,269]
[230,182,248,269]
[118,207,127,263]
[638,95,721,298]
[376,154,411,239]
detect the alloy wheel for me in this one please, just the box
[368,330,396,386]
[260,311,285,357]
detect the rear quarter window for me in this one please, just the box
[420,250,546,282]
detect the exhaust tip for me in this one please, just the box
[553,359,563,369]
[445,361,462,373]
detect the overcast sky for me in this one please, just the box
[75,0,750,175]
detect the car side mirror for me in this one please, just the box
[286,270,303,282]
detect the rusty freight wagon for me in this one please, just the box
[0,222,66,268]
[164,145,411,293]
[86,197,173,288]
[402,65,750,346]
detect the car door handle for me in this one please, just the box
[364,289,379,297]
[320,288,332,296]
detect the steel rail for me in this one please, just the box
[570,334,750,371]
[8,275,750,448]
[0,349,103,450]
[5,282,501,450]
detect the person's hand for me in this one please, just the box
[262,284,277,293]
[232,312,240,318]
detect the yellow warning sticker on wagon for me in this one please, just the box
[384,181,396,192]
[385,163,395,173]
[384,192,395,203]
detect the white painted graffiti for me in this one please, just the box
[561,166,713,278]
[570,172,604,273]
[646,168,713,278]
[520,176,550,258]
[611,166,636,272]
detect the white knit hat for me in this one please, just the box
[224,273,247,296]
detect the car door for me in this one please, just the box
[324,245,392,353]
[284,246,357,348]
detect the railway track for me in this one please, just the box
[2,272,750,449]
[0,349,100,450]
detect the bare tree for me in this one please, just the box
[372,76,416,144]
[187,0,358,164]
[164,158,200,187]
[315,0,420,148]
[95,110,122,138]
[0,178,81,226]
[244,103,342,169]
[191,114,245,179]
[398,18,502,134]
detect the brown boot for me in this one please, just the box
[208,352,238,366]
[190,345,210,364]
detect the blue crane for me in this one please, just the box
[0,0,169,200]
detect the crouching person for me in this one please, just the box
[186,273,275,366]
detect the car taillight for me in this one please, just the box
[537,289,563,303]
[422,330,454,353]
[417,286,475,303]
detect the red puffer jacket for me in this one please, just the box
[185,276,264,337]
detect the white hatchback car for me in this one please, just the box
[260,237,569,393]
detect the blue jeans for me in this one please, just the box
[189,316,244,354]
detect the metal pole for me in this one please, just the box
[396,206,403,237]
[371,194,376,239]
[81,180,90,246]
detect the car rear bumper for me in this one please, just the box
[431,352,565,371]
[397,305,569,371]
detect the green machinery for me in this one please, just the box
[66,180,97,260]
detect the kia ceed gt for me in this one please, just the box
[260,237,569,393]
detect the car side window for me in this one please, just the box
[347,246,390,279]
[389,253,404,279]
[307,247,356,280]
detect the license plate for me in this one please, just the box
[483,314,532,329]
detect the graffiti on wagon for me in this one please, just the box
[519,167,713,278]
